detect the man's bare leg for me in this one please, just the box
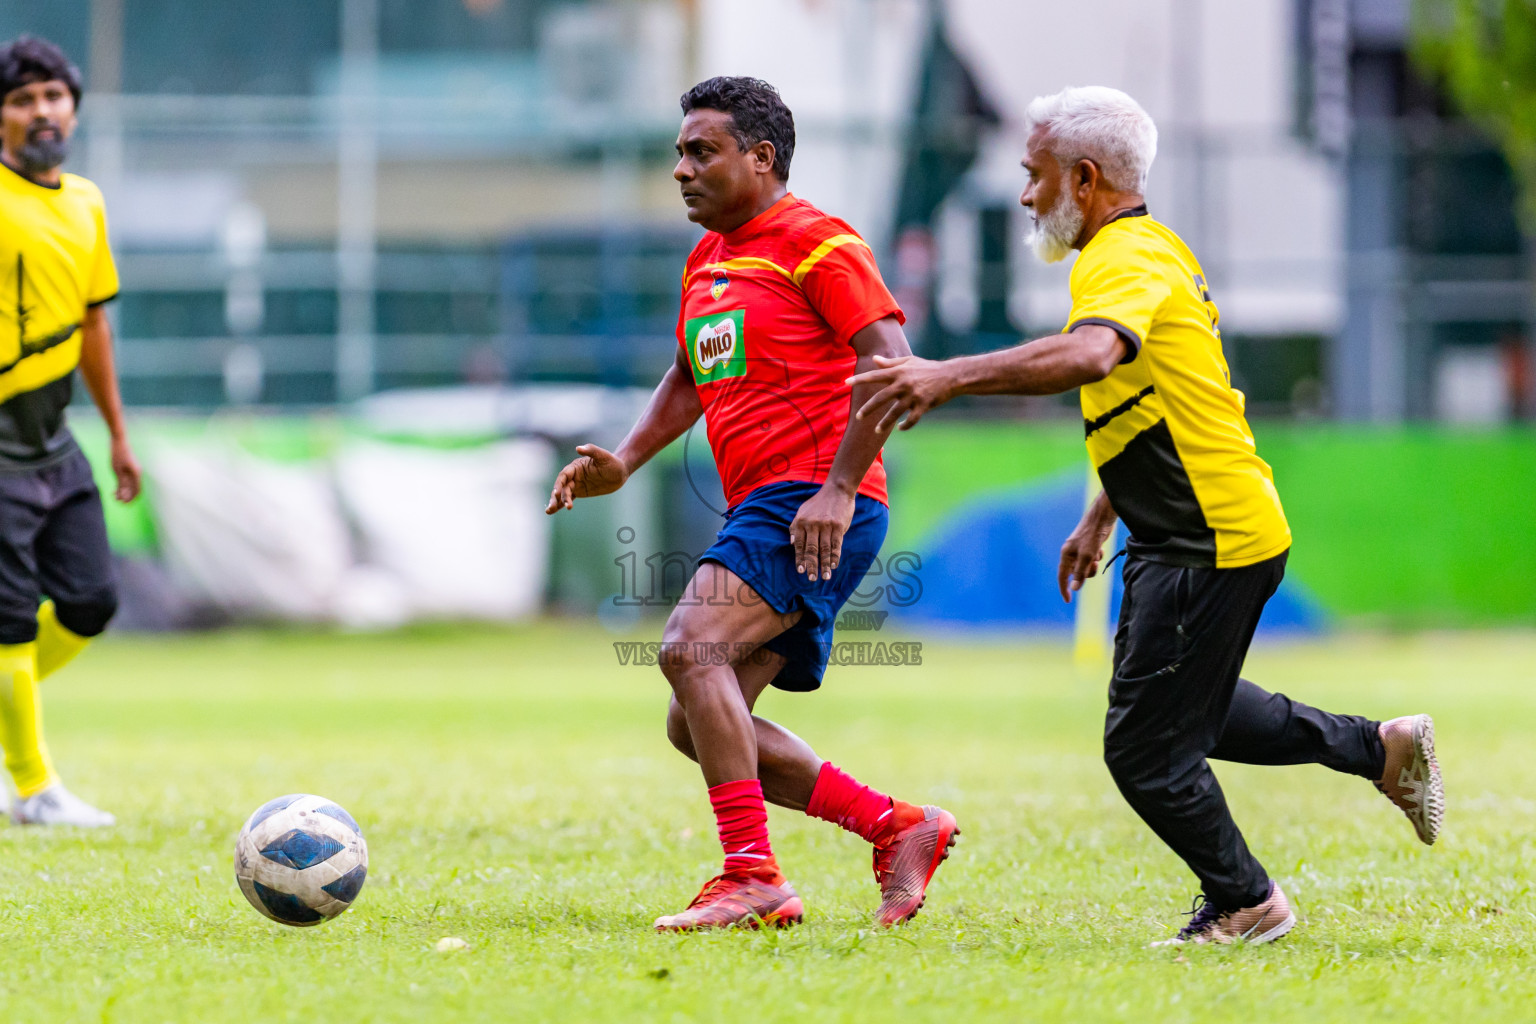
[658,563,802,787]
[652,562,807,931]
[665,649,821,811]
[659,562,959,927]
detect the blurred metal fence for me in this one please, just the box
[71,95,1533,421]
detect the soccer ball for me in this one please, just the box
[234,794,369,926]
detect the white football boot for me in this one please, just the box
[11,783,116,827]
[1376,714,1444,845]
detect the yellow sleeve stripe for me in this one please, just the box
[791,234,868,286]
[696,257,792,282]
[691,237,872,289]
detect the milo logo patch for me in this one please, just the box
[697,318,736,369]
[685,308,747,383]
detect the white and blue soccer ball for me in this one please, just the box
[234,794,368,926]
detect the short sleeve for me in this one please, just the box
[795,236,903,346]
[1065,240,1169,363]
[675,268,688,347]
[86,198,120,306]
[676,240,711,349]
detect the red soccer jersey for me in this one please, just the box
[676,194,903,508]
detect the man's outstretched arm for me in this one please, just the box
[546,347,702,513]
[846,324,1129,432]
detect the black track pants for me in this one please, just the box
[1102,550,1385,911]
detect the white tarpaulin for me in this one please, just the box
[146,437,553,626]
[334,439,553,622]
[149,446,354,621]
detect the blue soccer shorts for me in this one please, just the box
[699,480,889,692]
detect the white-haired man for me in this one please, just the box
[850,86,1444,945]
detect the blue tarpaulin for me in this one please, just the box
[893,472,1325,634]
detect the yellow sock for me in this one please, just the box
[0,642,54,797]
[36,600,90,681]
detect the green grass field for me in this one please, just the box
[1,624,1531,1022]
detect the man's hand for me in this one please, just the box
[1058,499,1118,603]
[846,354,960,432]
[110,435,142,503]
[545,443,629,514]
[789,484,856,581]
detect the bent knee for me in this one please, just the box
[1105,740,1208,803]
[54,591,117,638]
[0,605,38,645]
[657,635,722,689]
[1103,741,1160,788]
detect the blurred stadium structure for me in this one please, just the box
[2,0,1532,629]
[5,0,1529,417]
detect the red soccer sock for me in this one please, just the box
[709,778,779,878]
[805,761,924,846]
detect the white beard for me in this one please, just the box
[1028,185,1085,264]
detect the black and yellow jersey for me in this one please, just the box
[0,161,119,466]
[1067,207,1290,568]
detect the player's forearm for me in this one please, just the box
[826,317,911,496]
[78,309,130,439]
[824,373,891,497]
[1087,488,1118,529]
[612,362,702,474]
[949,328,1124,397]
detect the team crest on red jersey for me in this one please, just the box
[710,272,730,300]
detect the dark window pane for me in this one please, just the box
[122,0,339,95]
[0,6,89,82]
[118,292,225,337]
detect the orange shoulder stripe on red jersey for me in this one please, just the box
[791,234,869,286]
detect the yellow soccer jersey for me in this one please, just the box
[1067,207,1290,568]
[0,162,119,462]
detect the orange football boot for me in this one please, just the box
[653,864,804,932]
[872,805,959,926]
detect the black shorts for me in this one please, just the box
[0,447,116,644]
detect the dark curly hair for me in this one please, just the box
[680,76,795,181]
[0,35,83,109]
